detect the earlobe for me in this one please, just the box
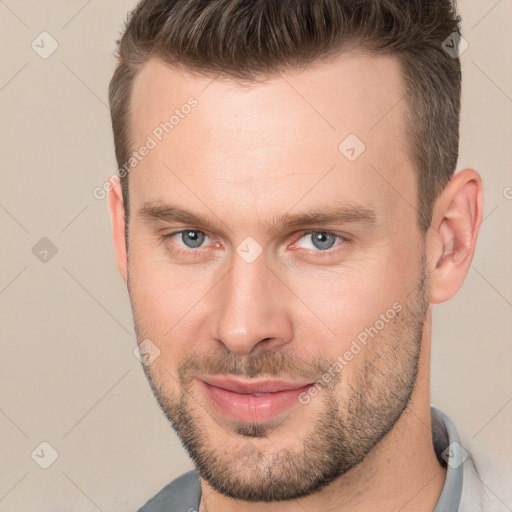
[428,169,483,305]
[107,176,128,283]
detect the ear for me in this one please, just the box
[108,176,128,284]
[427,169,483,304]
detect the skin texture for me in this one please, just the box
[109,51,483,511]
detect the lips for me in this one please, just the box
[202,375,312,394]
[197,375,313,423]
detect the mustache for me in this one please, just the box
[177,347,334,383]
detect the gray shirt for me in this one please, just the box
[138,407,483,512]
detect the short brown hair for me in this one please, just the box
[109,0,462,234]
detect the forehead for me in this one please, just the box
[128,52,416,230]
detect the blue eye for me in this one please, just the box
[297,231,344,251]
[168,230,209,248]
[162,229,346,257]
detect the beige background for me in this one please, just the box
[0,1,510,510]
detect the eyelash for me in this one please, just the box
[161,229,348,258]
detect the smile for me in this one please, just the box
[197,376,314,423]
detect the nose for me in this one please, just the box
[210,248,294,356]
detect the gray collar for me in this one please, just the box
[431,406,464,511]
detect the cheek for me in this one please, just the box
[283,256,407,348]
[128,243,212,351]
[287,272,407,391]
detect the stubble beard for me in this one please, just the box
[132,258,431,501]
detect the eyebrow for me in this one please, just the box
[138,200,378,234]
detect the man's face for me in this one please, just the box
[125,53,431,500]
